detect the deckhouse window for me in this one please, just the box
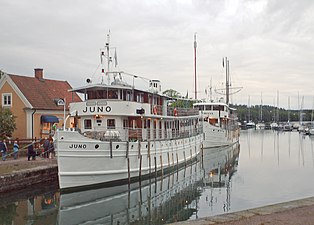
[195,105,204,110]
[213,105,220,111]
[108,90,118,99]
[107,119,115,129]
[84,119,92,129]
[137,93,144,103]
[126,91,131,101]
[2,93,12,107]
[123,119,128,128]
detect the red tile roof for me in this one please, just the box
[8,74,82,110]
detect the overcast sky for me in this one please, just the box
[1,0,314,109]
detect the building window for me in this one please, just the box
[107,119,115,129]
[2,93,12,106]
[84,119,92,129]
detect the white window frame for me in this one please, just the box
[2,93,12,107]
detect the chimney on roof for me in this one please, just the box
[34,68,43,79]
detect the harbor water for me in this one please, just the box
[1,129,314,224]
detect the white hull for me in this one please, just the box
[55,130,203,191]
[202,123,240,148]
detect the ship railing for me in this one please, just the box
[74,126,203,142]
[167,107,199,117]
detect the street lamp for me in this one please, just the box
[56,98,66,130]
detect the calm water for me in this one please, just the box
[1,130,314,224]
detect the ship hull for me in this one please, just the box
[55,130,203,191]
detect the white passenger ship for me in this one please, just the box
[54,37,203,191]
[193,101,239,148]
[193,57,240,148]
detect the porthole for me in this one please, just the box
[131,145,134,149]
[116,145,119,149]
[60,136,64,140]
[146,144,148,148]
[95,144,99,149]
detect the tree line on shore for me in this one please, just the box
[232,104,313,123]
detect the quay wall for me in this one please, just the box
[0,165,58,193]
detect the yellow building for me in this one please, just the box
[0,68,81,139]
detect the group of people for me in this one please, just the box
[0,139,19,161]
[27,137,55,161]
[0,137,54,161]
[42,137,54,159]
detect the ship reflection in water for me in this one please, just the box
[198,143,240,217]
[58,161,204,225]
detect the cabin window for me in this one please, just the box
[196,105,204,110]
[126,91,131,101]
[108,90,118,99]
[107,119,115,129]
[137,93,144,103]
[84,119,92,129]
[2,93,12,107]
[205,105,212,110]
[123,119,128,128]
[213,105,220,111]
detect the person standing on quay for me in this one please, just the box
[43,137,49,158]
[27,142,36,161]
[0,139,8,161]
[49,139,54,159]
[13,140,19,159]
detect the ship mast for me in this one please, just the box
[194,33,197,100]
[106,32,111,84]
[225,57,230,105]
[215,57,242,104]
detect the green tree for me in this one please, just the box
[162,89,182,98]
[0,108,16,139]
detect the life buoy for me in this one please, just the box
[153,105,157,115]
[174,107,178,116]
